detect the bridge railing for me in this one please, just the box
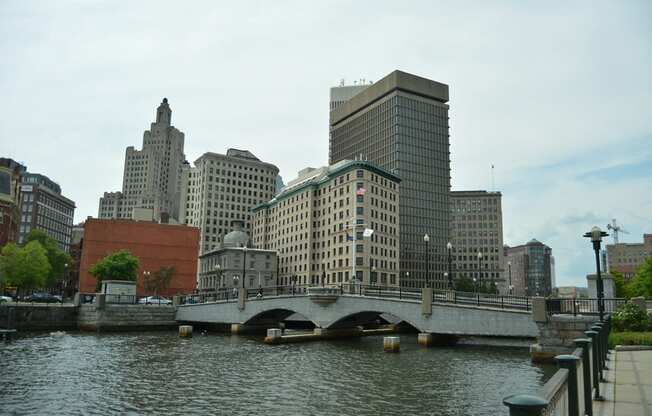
[432,289,532,311]
[545,298,627,316]
[340,283,422,300]
[503,316,612,416]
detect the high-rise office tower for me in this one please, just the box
[98,98,186,222]
[504,239,553,297]
[180,149,279,254]
[329,70,450,288]
[18,173,76,251]
[449,190,504,291]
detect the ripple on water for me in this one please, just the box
[0,332,554,415]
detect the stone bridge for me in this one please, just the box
[175,288,539,338]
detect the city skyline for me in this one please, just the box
[1,1,650,287]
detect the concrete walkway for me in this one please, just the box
[595,348,652,416]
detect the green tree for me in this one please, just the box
[455,276,476,292]
[611,270,630,298]
[0,241,51,293]
[24,229,73,288]
[144,266,175,295]
[627,258,652,299]
[89,250,140,291]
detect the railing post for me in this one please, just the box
[476,293,480,306]
[574,338,593,416]
[584,330,604,401]
[503,394,548,416]
[399,286,402,299]
[555,355,580,416]
[591,324,608,373]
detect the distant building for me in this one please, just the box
[449,191,504,291]
[66,222,85,296]
[606,234,652,281]
[180,149,279,254]
[0,158,26,247]
[504,239,553,296]
[18,172,75,251]
[197,220,277,292]
[253,160,400,287]
[98,98,187,222]
[329,70,451,289]
[79,219,200,296]
[329,83,370,110]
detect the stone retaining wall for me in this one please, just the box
[0,305,79,331]
[78,304,177,331]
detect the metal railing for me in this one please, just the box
[78,293,173,306]
[503,316,612,416]
[433,289,531,311]
[545,298,627,316]
[340,283,421,300]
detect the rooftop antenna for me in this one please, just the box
[340,78,345,87]
[491,164,495,191]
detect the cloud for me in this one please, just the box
[1,0,650,288]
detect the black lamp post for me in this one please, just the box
[446,242,453,289]
[322,262,326,287]
[241,246,247,289]
[477,251,483,292]
[508,261,513,295]
[584,226,609,321]
[424,234,430,288]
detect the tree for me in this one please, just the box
[144,266,175,295]
[610,271,630,299]
[455,276,476,292]
[0,241,51,293]
[24,229,73,288]
[89,250,140,291]
[627,258,652,299]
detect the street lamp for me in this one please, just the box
[424,234,430,288]
[372,265,377,285]
[446,242,453,289]
[322,261,326,287]
[584,226,609,321]
[473,277,477,293]
[477,252,483,292]
[241,245,247,289]
[508,261,513,295]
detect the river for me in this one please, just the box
[0,331,553,415]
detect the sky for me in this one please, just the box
[1,1,650,287]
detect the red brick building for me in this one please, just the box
[79,219,200,296]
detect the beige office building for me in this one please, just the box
[449,191,505,290]
[606,234,652,281]
[252,160,400,287]
[98,98,186,222]
[180,149,278,254]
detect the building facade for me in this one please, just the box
[449,191,504,291]
[180,149,279,254]
[0,158,26,247]
[253,160,400,287]
[329,70,450,289]
[606,234,652,281]
[98,98,186,222]
[79,218,200,296]
[504,239,553,296]
[18,173,75,251]
[198,221,277,292]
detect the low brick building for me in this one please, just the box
[79,219,200,296]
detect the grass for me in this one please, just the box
[609,331,652,349]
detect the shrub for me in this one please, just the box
[608,332,652,349]
[611,303,650,332]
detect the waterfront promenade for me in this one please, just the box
[595,348,652,416]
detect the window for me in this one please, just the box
[356,257,363,266]
[356,244,364,253]
[356,170,364,178]
[356,207,363,215]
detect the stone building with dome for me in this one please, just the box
[197,220,278,292]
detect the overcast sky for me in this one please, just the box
[1,1,650,287]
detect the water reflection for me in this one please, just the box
[0,332,553,415]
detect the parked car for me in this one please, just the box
[0,295,14,304]
[138,295,172,305]
[26,292,60,303]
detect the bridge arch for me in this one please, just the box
[325,309,424,331]
[243,308,319,328]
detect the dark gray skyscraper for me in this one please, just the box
[329,70,451,288]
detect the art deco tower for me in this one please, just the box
[98,98,186,222]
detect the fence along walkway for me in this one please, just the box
[503,317,612,416]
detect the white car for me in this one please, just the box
[138,295,172,305]
[0,295,13,304]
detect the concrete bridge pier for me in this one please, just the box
[230,323,273,335]
[417,332,459,347]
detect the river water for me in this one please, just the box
[0,331,553,415]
